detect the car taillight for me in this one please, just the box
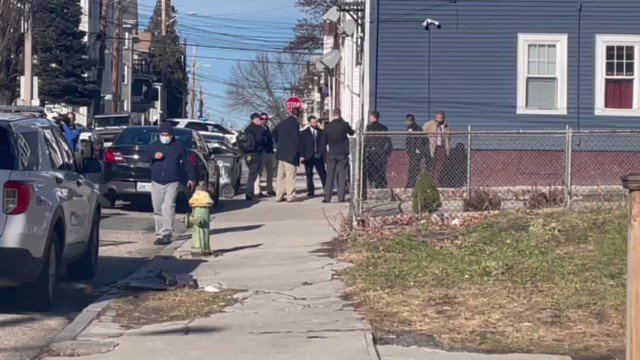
[3,181,32,215]
[105,149,126,164]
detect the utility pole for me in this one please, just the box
[181,38,187,118]
[198,85,203,119]
[190,46,197,119]
[161,0,167,36]
[111,0,121,113]
[23,4,33,106]
[95,0,110,116]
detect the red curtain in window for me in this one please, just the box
[605,79,633,109]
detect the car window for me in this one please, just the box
[94,116,130,128]
[51,127,76,170]
[43,129,66,170]
[15,131,40,171]
[0,126,18,170]
[185,122,209,132]
[210,124,231,135]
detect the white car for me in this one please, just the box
[167,119,238,145]
[0,113,102,310]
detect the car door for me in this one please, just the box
[42,128,90,256]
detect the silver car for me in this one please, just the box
[0,113,102,310]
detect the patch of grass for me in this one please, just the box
[107,288,242,328]
[339,208,627,357]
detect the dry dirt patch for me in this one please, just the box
[107,289,242,328]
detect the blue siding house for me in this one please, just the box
[368,0,640,130]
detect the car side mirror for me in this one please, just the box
[81,158,102,174]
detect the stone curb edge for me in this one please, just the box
[50,238,188,344]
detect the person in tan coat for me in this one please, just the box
[423,111,450,186]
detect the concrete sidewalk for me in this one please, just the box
[45,197,377,360]
[43,197,572,360]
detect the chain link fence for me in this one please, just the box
[351,129,640,217]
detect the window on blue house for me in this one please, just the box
[517,34,568,115]
[596,35,640,116]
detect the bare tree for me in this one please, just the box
[225,53,306,125]
[0,0,29,104]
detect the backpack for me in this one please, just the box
[237,131,256,154]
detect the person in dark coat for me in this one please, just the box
[322,108,355,203]
[142,121,198,245]
[300,116,327,197]
[272,107,303,202]
[364,111,392,190]
[253,113,275,197]
[405,114,428,188]
[244,113,268,201]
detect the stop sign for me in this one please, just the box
[285,96,303,114]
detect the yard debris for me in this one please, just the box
[120,270,198,291]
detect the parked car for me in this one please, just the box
[84,114,133,161]
[167,119,238,145]
[102,126,220,208]
[201,133,243,199]
[0,113,102,310]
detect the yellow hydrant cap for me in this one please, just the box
[189,190,213,207]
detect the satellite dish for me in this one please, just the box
[315,50,342,71]
[340,18,357,36]
[323,6,340,23]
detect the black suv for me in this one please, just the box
[102,126,220,208]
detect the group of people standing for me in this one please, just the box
[243,107,355,203]
[242,106,451,204]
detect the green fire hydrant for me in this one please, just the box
[186,190,213,256]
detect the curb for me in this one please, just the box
[50,238,188,344]
[365,331,382,360]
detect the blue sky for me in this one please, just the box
[138,0,301,129]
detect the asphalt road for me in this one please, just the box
[0,201,180,360]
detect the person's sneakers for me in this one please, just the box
[246,195,256,201]
[154,234,172,246]
[267,191,277,197]
[256,193,267,198]
[288,197,304,203]
[275,198,286,203]
[321,199,330,204]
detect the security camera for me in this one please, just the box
[422,18,441,30]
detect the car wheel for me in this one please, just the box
[22,233,58,311]
[68,213,99,280]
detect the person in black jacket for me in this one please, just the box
[405,114,428,188]
[142,121,198,245]
[272,106,303,203]
[364,111,392,190]
[253,113,275,197]
[244,113,268,201]
[322,109,355,203]
[300,116,327,197]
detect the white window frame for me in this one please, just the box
[595,35,640,116]
[517,33,568,115]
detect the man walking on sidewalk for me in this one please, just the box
[273,105,302,203]
[143,122,198,245]
[253,113,275,197]
[322,109,354,203]
[244,113,268,201]
[300,115,327,197]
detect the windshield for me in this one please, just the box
[95,116,130,128]
[0,126,17,170]
[114,128,192,148]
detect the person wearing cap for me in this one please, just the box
[142,121,198,245]
[253,112,276,197]
[244,113,269,201]
[272,103,303,203]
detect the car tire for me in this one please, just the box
[68,213,99,280]
[22,233,59,311]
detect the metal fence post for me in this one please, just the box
[622,174,640,360]
[466,125,472,199]
[565,126,573,209]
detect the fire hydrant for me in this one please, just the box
[186,190,213,256]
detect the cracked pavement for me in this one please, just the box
[42,197,378,360]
